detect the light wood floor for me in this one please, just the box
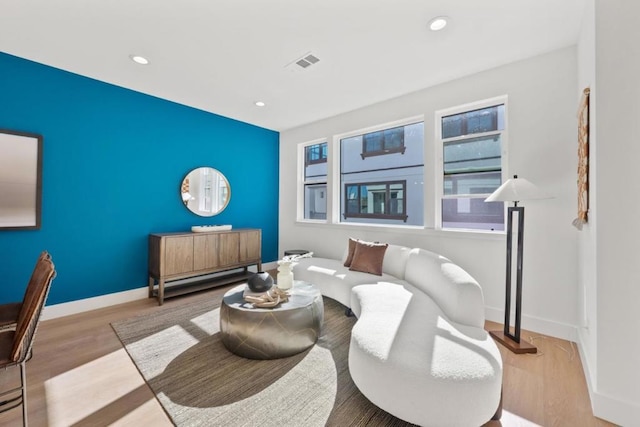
[0,287,616,427]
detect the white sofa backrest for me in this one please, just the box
[404,248,485,328]
[342,243,411,280]
[382,244,411,280]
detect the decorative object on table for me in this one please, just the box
[247,271,274,293]
[277,252,313,290]
[191,224,233,232]
[243,286,289,308]
[572,87,590,230]
[485,175,550,354]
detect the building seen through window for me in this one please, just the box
[361,125,406,158]
[298,99,505,232]
[305,143,327,165]
[341,121,423,226]
[345,181,407,221]
[440,104,505,231]
[303,142,327,220]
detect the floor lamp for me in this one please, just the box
[485,175,548,354]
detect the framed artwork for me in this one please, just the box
[0,129,43,230]
[572,88,590,230]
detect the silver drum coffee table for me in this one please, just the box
[219,281,324,359]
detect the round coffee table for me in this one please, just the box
[219,281,324,359]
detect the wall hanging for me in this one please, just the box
[572,87,590,230]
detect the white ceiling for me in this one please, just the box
[0,0,586,131]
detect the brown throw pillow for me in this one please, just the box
[349,241,388,275]
[343,237,359,267]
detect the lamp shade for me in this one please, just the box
[485,175,549,203]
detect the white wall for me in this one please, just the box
[280,47,580,340]
[590,1,640,425]
[577,0,599,402]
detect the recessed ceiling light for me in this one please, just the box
[129,55,149,65]
[255,101,266,107]
[428,16,449,31]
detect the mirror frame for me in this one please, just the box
[180,167,231,217]
[0,129,43,230]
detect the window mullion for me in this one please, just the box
[385,184,390,215]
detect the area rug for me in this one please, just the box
[112,288,409,426]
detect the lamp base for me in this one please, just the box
[490,330,537,354]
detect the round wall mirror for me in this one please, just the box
[180,167,231,216]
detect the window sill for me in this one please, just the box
[293,220,505,241]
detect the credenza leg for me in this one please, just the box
[158,279,165,305]
[148,277,154,298]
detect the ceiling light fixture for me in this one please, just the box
[428,16,449,31]
[255,101,266,107]
[129,55,149,65]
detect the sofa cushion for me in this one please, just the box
[349,241,388,275]
[342,243,410,280]
[292,257,403,307]
[343,237,359,267]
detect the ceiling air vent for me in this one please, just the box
[286,52,320,72]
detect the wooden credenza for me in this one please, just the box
[148,228,261,305]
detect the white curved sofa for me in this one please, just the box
[293,243,503,427]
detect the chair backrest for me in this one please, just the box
[11,252,56,363]
[19,251,51,303]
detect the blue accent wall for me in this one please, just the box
[0,52,279,305]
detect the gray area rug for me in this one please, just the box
[112,286,413,426]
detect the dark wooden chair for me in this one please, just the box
[0,252,51,330]
[0,252,56,426]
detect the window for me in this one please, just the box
[296,105,507,232]
[361,125,406,158]
[437,100,506,231]
[302,142,327,220]
[344,181,407,221]
[340,120,423,226]
[305,143,327,165]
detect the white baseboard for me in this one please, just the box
[485,306,578,342]
[591,390,640,427]
[42,261,279,321]
[42,287,148,321]
[577,332,640,426]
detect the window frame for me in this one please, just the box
[298,138,329,223]
[343,180,408,222]
[360,125,407,159]
[434,95,509,232]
